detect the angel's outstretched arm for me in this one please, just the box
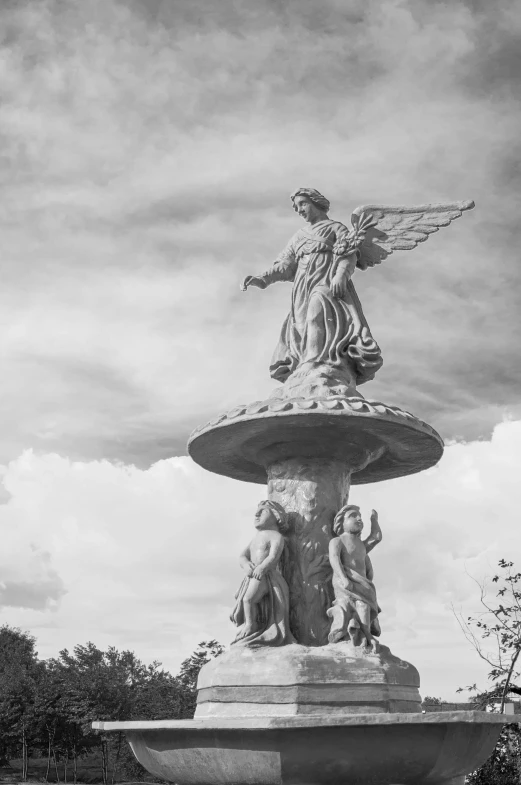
[241,241,298,291]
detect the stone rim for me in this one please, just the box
[188,396,444,485]
[93,710,507,731]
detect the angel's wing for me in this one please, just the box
[351,200,474,271]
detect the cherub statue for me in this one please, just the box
[230,500,295,647]
[327,505,382,650]
[241,188,473,389]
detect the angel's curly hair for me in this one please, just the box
[290,188,330,214]
[257,500,290,534]
[332,504,361,537]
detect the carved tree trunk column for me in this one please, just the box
[267,457,351,646]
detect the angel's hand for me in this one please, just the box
[241,276,267,292]
[252,567,266,580]
[330,274,347,299]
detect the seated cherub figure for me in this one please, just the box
[327,505,382,650]
[230,500,295,647]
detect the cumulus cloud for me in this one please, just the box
[0,419,520,699]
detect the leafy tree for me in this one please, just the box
[32,657,99,783]
[0,628,225,782]
[0,626,40,777]
[422,696,442,706]
[454,560,521,783]
[176,640,224,719]
[53,643,146,784]
[466,724,521,785]
[454,559,521,711]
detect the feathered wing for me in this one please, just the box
[351,200,475,270]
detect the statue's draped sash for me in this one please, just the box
[328,562,382,643]
[230,568,295,647]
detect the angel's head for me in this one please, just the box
[290,188,330,225]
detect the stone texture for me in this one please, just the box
[267,459,350,645]
[188,395,444,486]
[194,643,421,717]
[241,189,474,390]
[93,711,504,785]
[327,506,382,648]
[230,500,294,647]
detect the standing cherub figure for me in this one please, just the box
[230,500,295,647]
[327,505,382,650]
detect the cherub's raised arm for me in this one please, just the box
[365,554,374,582]
[363,509,382,554]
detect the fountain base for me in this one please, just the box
[195,643,421,717]
[93,711,506,785]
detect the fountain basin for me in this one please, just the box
[188,396,444,485]
[93,711,505,785]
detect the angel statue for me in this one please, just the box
[241,188,474,394]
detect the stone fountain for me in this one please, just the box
[94,189,505,784]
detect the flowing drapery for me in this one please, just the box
[259,220,383,384]
[230,569,295,647]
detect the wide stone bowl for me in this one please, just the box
[93,711,505,785]
[188,396,444,485]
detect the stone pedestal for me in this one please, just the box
[95,392,507,784]
[195,643,421,717]
[267,459,350,645]
[188,393,443,646]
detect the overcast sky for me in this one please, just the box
[1,0,520,701]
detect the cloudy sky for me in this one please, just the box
[0,0,520,701]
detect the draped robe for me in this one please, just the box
[258,219,383,385]
[230,566,294,647]
[327,555,382,644]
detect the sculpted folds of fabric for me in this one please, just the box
[259,220,383,385]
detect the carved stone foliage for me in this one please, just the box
[267,458,351,647]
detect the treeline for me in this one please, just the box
[0,625,223,783]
